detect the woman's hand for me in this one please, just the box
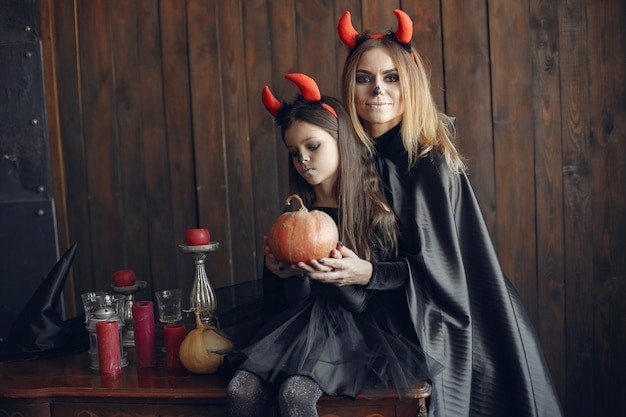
[299,243,373,287]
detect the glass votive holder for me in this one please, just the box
[81,291,108,325]
[154,289,183,324]
[87,306,128,370]
[101,294,126,326]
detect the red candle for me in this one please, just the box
[163,324,187,368]
[96,320,121,376]
[132,301,156,367]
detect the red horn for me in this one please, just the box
[393,9,413,44]
[337,11,359,48]
[284,73,338,118]
[285,73,321,101]
[262,86,281,117]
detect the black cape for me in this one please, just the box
[370,125,563,417]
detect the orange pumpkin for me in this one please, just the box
[268,194,339,263]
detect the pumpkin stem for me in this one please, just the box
[285,194,307,212]
[192,309,205,328]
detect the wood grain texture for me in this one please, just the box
[558,1,594,415]
[77,0,127,287]
[441,0,495,236]
[488,0,539,324]
[528,0,566,402]
[159,0,198,290]
[242,0,283,282]
[217,1,256,289]
[109,0,153,291]
[187,0,232,291]
[585,0,626,413]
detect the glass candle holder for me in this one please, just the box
[178,242,219,325]
[155,289,183,324]
[81,291,108,325]
[87,306,128,370]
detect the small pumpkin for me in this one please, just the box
[267,194,339,263]
[178,309,233,374]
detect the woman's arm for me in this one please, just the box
[303,244,409,290]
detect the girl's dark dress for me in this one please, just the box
[226,207,439,399]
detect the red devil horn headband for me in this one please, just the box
[262,73,338,119]
[338,9,413,50]
[261,86,281,117]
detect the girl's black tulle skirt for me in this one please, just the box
[225,286,440,399]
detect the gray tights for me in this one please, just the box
[227,369,323,417]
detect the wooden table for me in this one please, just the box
[0,348,430,417]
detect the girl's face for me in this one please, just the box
[354,47,404,138]
[284,120,340,192]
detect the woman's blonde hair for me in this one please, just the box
[341,37,465,172]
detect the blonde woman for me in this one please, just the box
[303,10,563,417]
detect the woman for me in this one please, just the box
[303,10,563,417]
[226,73,436,417]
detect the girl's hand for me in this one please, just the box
[264,236,306,278]
[303,243,373,287]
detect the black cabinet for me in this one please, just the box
[0,0,59,340]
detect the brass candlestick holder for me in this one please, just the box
[178,242,219,325]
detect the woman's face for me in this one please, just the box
[354,47,404,138]
[284,120,340,192]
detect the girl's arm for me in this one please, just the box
[333,285,369,313]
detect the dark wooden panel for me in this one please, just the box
[50,0,93,310]
[217,1,256,288]
[586,0,626,414]
[441,0,495,235]
[135,0,178,299]
[332,0,361,84]
[52,403,229,417]
[109,0,152,293]
[403,0,445,110]
[558,1,594,416]
[158,0,197,292]
[267,0,297,197]
[39,0,76,315]
[528,0,566,401]
[0,400,50,417]
[361,0,399,33]
[295,0,340,94]
[76,0,126,290]
[186,0,232,291]
[488,0,538,322]
[242,0,283,279]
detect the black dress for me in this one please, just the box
[226,207,439,399]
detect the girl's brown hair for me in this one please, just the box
[278,96,398,261]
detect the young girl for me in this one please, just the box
[225,73,438,417]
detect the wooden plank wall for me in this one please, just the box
[39,0,625,415]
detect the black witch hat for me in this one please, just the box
[0,242,89,360]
